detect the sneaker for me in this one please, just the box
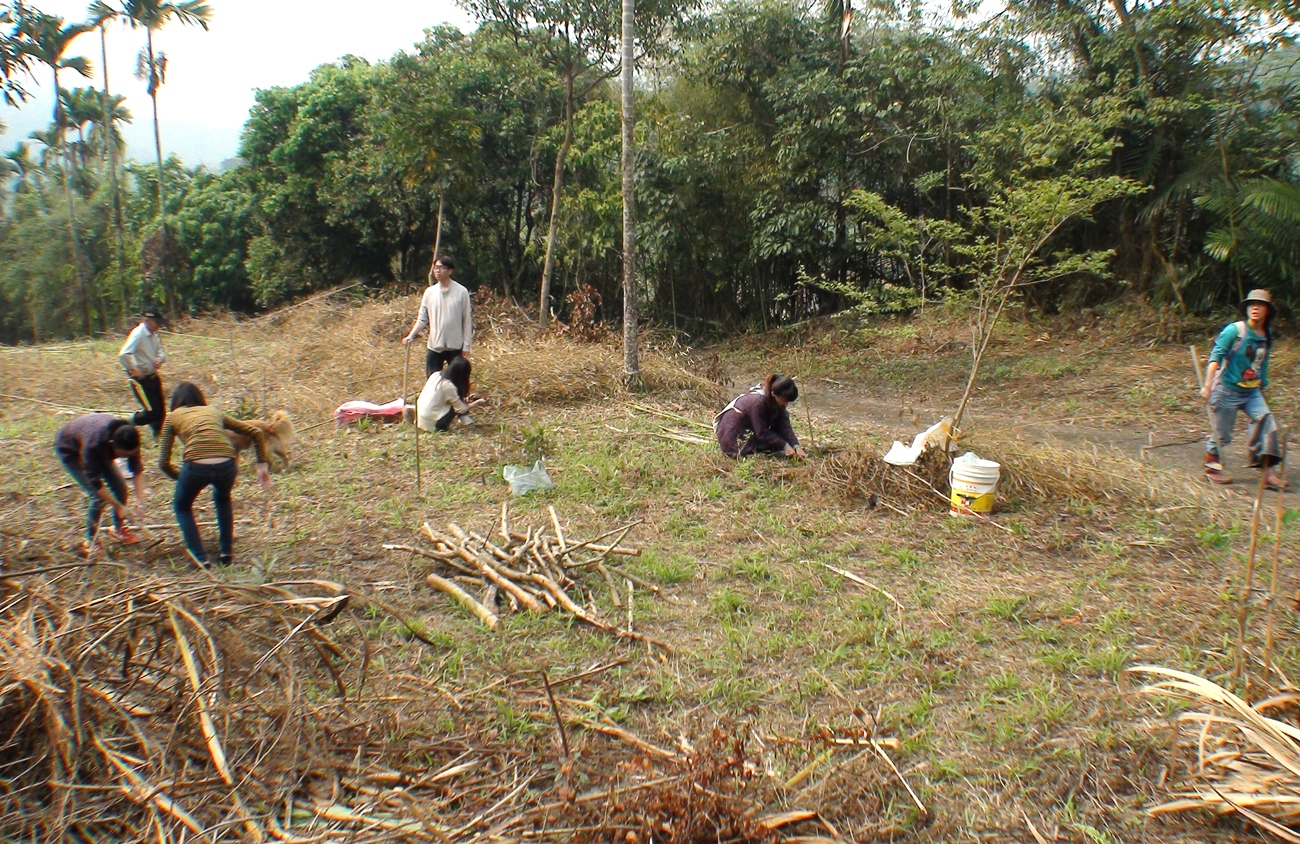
[105,526,141,545]
[82,539,100,559]
[186,549,211,570]
[114,457,135,479]
[1205,464,1233,485]
[1265,469,1287,491]
[218,555,233,567]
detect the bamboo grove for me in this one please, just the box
[0,0,1297,344]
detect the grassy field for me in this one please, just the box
[2,291,1297,842]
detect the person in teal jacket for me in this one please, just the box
[1202,288,1285,489]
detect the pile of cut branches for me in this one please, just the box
[0,570,477,841]
[385,504,670,653]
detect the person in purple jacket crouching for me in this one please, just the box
[714,374,807,458]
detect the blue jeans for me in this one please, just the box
[1207,384,1282,466]
[57,451,126,541]
[174,459,237,561]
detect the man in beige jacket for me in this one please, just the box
[402,256,473,378]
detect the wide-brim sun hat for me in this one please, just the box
[1241,288,1273,309]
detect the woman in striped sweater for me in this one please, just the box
[158,382,272,567]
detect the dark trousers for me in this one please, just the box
[129,374,166,436]
[434,408,456,432]
[425,349,462,379]
[174,459,237,562]
[57,450,127,540]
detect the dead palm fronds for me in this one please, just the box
[1130,665,1300,838]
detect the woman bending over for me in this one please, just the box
[715,375,807,458]
[54,414,146,556]
[158,382,272,567]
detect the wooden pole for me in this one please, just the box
[404,344,421,493]
[1263,430,1288,675]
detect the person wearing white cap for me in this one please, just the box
[1202,288,1285,489]
[119,306,169,437]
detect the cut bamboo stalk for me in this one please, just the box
[596,561,622,608]
[584,543,642,556]
[529,573,671,653]
[168,608,232,785]
[548,505,568,552]
[606,564,659,595]
[427,572,499,629]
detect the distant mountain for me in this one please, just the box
[1,89,242,169]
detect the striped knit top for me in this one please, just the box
[158,406,269,479]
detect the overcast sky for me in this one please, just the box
[1,0,476,167]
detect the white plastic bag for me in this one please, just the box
[502,460,554,496]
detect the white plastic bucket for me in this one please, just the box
[949,454,1001,515]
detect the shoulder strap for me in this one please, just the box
[1228,321,1247,358]
[1228,320,1269,358]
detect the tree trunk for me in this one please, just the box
[101,25,128,320]
[148,30,165,217]
[620,0,639,384]
[54,66,93,336]
[538,71,575,327]
[433,193,445,262]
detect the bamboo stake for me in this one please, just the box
[1236,466,1271,684]
[541,672,570,758]
[1263,433,1288,674]
[404,342,421,493]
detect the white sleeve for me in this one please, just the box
[461,288,473,352]
[118,326,142,371]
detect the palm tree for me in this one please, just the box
[4,144,39,201]
[119,0,211,216]
[15,5,96,334]
[86,91,131,158]
[89,1,130,317]
[59,86,101,167]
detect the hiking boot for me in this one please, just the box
[105,526,140,545]
[1265,468,1287,491]
[1205,464,1233,485]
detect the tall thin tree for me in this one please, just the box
[119,0,210,216]
[90,1,129,317]
[620,0,639,383]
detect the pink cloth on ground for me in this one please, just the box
[334,398,407,428]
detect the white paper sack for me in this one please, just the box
[882,417,954,466]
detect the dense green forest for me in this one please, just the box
[0,0,1297,344]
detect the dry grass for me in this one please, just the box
[4,291,1299,843]
[1131,665,1300,840]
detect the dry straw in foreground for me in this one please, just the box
[1131,664,1300,842]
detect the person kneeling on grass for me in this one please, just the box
[54,414,146,557]
[1202,288,1286,490]
[417,355,478,432]
[714,374,807,459]
[159,382,272,568]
